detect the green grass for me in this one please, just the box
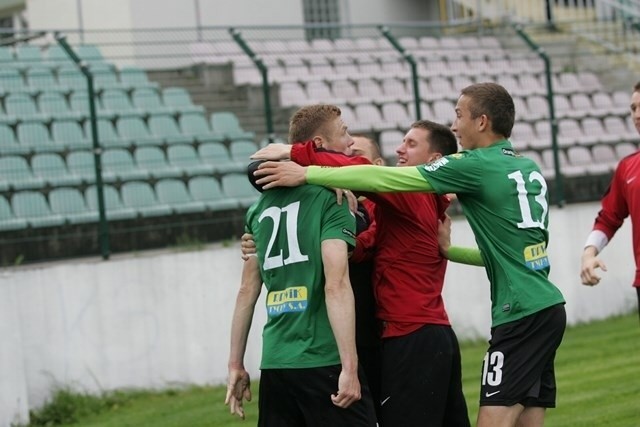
[26,313,640,426]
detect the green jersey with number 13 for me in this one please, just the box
[245,185,356,369]
[417,140,565,327]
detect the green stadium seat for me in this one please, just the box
[67,151,96,182]
[15,45,43,65]
[49,187,97,224]
[162,87,205,114]
[101,89,143,118]
[27,66,63,93]
[77,45,105,64]
[102,148,149,182]
[91,63,122,90]
[31,153,82,186]
[221,173,260,208]
[58,66,86,92]
[39,91,84,121]
[17,122,57,153]
[11,190,65,228]
[45,45,74,67]
[188,176,239,211]
[0,156,45,190]
[85,184,137,221]
[0,69,32,94]
[5,93,50,123]
[85,119,129,148]
[52,121,90,151]
[210,111,255,141]
[0,124,28,155]
[148,115,194,145]
[0,195,27,230]
[167,144,214,175]
[229,139,259,164]
[179,112,225,143]
[133,146,182,179]
[121,181,172,217]
[156,178,206,214]
[70,91,110,120]
[198,142,243,173]
[120,66,158,89]
[0,46,14,66]
[131,88,173,115]
[116,117,163,146]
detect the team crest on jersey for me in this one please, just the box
[502,148,516,157]
[342,228,356,239]
[523,242,550,270]
[266,286,308,316]
[423,157,449,172]
[449,153,464,159]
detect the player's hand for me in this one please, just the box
[240,233,256,260]
[254,161,307,190]
[580,250,607,286]
[334,189,358,214]
[437,214,452,258]
[251,143,292,161]
[225,369,252,419]
[331,369,361,409]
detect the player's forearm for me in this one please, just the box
[325,277,359,373]
[228,258,262,369]
[446,246,485,266]
[307,165,435,193]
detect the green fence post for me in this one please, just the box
[56,33,111,259]
[513,25,565,208]
[229,27,275,143]
[379,25,421,120]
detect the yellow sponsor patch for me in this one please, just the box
[266,286,308,316]
[524,242,549,270]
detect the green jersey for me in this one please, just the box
[245,185,356,369]
[416,140,565,326]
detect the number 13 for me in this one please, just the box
[507,170,548,229]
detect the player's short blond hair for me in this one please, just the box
[288,104,342,143]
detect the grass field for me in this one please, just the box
[27,313,640,426]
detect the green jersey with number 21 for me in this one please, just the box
[418,140,565,327]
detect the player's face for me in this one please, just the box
[351,136,383,165]
[630,90,640,134]
[452,94,480,150]
[395,127,439,167]
[320,116,354,155]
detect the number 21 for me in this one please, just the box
[258,201,309,270]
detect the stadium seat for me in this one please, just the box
[134,146,182,179]
[221,173,260,208]
[0,46,15,67]
[331,80,359,103]
[101,89,143,118]
[31,153,82,187]
[49,187,97,224]
[178,112,225,143]
[52,121,90,150]
[162,87,205,114]
[0,156,45,190]
[167,144,214,175]
[591,92,627,117]
[131,88,173,115]
[0,124,27,155]
[85,184,137,220]
[604,116,636,143]
[116,117,163,147]
[431,99,455,125]
[15,45,42,65]
[229,139,259,164]
[580,118,618,145]
[86,119,127,148]
[5,93,50,123]
[155,178,206,214]
[210,111,255,141]
[542,149,577,177]
[557,119,583,147]
[91,63,122,90]
[17,122,57,153]
[39,91,84,121]
[58,66,86,92]
[379,129,403,159]
[590,144,618,172]
[0,195,27,230]
[354,104,395,131]
[380,79,410,103]
[279,82,307,107]
[381,102,410,128]
[198,142,244,174]
[77,45,105,64]
[120,181,172,217]
[614,142,637,160]
[101,148,149,182]
[0,68,32,94]
[67,151,96,182]
[119,66,157,89]
[530,121,552,150]
[306,80,339,104]
[11,190,65,228]
[332,56,360,79]
[566,146,603,176]
[188,176,239,211]
[355,78,384,102]
[27,66,62,93]
[45,45,74,67]
[511,122,537,150]
[526,95,550,121]
[148,115,194,145]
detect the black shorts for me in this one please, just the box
[480,303,566,408]
[380,324,470,427]
[258,364,377,427]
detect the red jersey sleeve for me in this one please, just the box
[593,159,630,240]
[291,141,372,166]
[351,199,377,263]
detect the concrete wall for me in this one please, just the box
[0,201,635,425]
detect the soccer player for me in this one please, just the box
[252,82,567,427]
[226,119,376,426]
[580,81,640,321]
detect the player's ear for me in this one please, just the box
[312,135,323,148]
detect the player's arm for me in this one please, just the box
[255,162,435,192]
[322,238,361,409]
[438,214,484,266]
[226,256,262,419]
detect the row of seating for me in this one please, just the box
[0,110,255,155]
[0,44,105,68]
[0,175,259,230]
[0,139,258,190]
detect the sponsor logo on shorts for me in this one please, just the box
[524,242,549,270]
[266,286,308,316]
[422,157,449,172]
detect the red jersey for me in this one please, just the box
[291,142,451,338]
[592,150,640,287]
